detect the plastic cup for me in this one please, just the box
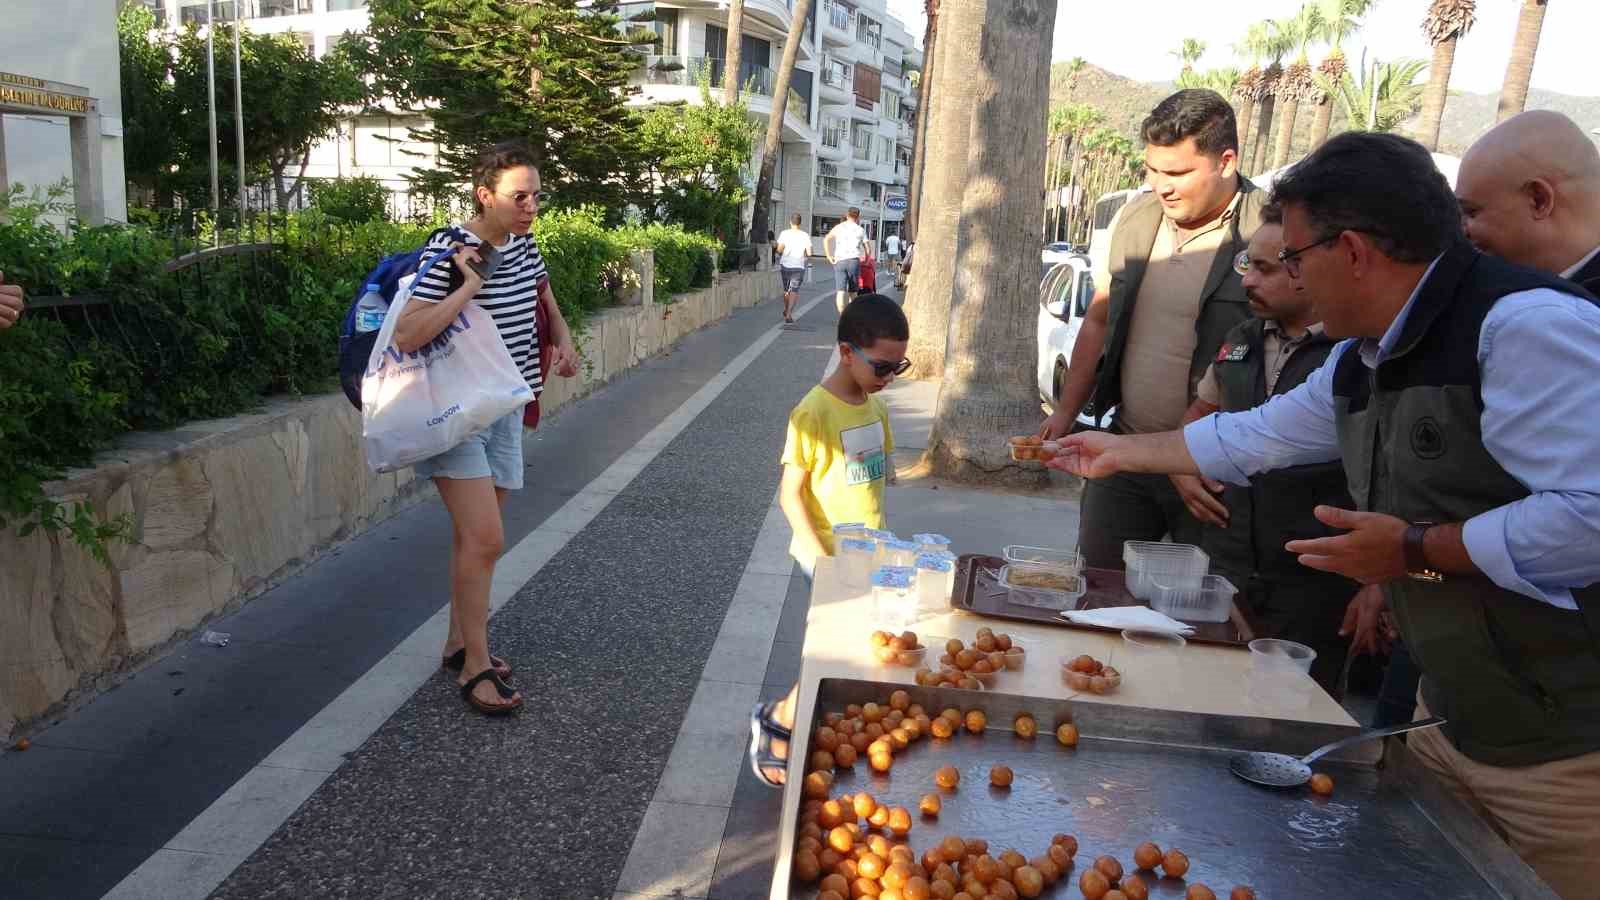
[1249,638,1317,673]
[1247,638,1317,709]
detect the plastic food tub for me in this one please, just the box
[1123,540,1209,601]
[871,566,918,631]
[838,537,878,586]
[997,565,1085,610]
[1149,574,1237,624]
[878,538,923,569]
[913,533,953,555]
[914,552,956,614]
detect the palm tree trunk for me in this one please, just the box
[1309,98,1334,149]
[1418,37,1458,151]
[1042,133,1060,242]
[1271,96,1300,169]
[1237,98,1257,159]
[723,0,745,104]
[906,1,938,239]
[1248,94,1276,175]
[1496,0,1548,123]
[748,0,812,249]
[924,0,1057,485]
[900,0,979,380]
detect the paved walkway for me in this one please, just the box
[0,269,1090,900]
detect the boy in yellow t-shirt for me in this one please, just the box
[780,293,908,577]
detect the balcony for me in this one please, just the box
[849,97,878,122]
[819,123,850,161]
[896,119,914,147]
[821,1,854,46]
[900,87,917,110]
[817,174,852,203]
[633,56,774,97]
[819,58,852,103]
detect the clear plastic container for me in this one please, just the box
[1247,638,1318,708]
[1149,574,1236,624]
[914,553,955,614]
[832,522,867,540]
[871,566,918,631]
[878,538,922,568]
[838,537,878,586]
[997,565,1084,610]
[1123,540,1209,601]
[862,528,896,543]
[913,533,952,555]
[1249,638,1317,673]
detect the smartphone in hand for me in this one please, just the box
[462,243,503,283]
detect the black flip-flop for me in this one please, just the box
[442,649,513,681]
[460,669,522,716]
[748,700,792,788]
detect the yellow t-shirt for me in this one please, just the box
[782,385,895,557]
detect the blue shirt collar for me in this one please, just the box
[1358,254,1445,369]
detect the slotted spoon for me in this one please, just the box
[1229,717,1446,788]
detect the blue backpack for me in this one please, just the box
[338,226,465,409]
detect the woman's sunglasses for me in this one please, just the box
[848,343,912,377]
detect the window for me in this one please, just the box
[852,125,873,161]
[354,115,409,167]
[879,137,894,165]
[813,216,841,237]
[326,0,367,9]
[868,183,884,202]
[856,13,881,49]
[881,92,900,121]
[821,118,847,149]
[135,0,167,26]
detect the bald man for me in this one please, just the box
[1457,110,1600,292]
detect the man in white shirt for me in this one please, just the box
[883,232,902,281]
[1455,109,1600,295]
[774,214,813,324]
[824,207,867,314]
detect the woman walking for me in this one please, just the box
[394,141,578,715]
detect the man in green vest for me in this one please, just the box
[1174,203,1362,695]
[1040,89,1268,569]
[1049,132,1600,898]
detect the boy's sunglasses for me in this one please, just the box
[848,343,912,377]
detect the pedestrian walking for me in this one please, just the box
[895,239,913,290]
[823,207,868,314]
[856,239,877,295]
[775,214,811,324]
[1051,132,1600,898]
[1040,89,1270,570]
[883,231,902,280]
[393,141,579,716]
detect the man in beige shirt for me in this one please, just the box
[1041,89,1268,568]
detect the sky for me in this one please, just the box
[884,0,1599,100]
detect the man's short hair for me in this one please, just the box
[1269,132,1462,264]
[838,294,909,346]
[1260,202,1284,226]
[1141,89,1238,157]
[791,213,803,226]
[847,207,861,219]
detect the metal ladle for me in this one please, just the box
[1229,717,1446,788]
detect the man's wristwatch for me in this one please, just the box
[1404,522,1445,583]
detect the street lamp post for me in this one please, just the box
[234,0,247,216]
[206,0,220,219]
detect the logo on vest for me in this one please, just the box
[1411,417,1446,460]
[1217,343,1249,362]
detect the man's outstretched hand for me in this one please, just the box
[1045,431,1127,479]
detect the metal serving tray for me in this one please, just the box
[780,678,1555,899]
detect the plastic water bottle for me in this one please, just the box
[354,283,387,333]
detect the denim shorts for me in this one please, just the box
[833,257,860,291]
[412,407,525,490]
[780,267,806,293]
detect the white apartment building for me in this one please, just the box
[130,0,922,242]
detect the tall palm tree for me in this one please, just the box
[722,0,745,105]
[1170,38,1207,76]
[1176,65,1238,94]
[1058,103,1104,242]
[1245,20,1292,174]
[1496,0,1548,123]
[1319,57,1429,133]
[1272,4,1324,170]
[1231,24,1271,160]
[1417,0,1477,151]
[1309,0,1379,149]
[906,0,939,239]
[1043,105,1071,241]
[746,0,813,251]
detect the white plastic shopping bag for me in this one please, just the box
[361,272,531,473]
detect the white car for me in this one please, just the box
[1035,255,1106,428]
[1041,241,1077,266]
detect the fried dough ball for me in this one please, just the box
[989,765,1014,787]
[1066,670,1093,691]
[852,792,878,820]
[1051,833,1078,856]
[1014,714,1038,739]
[863,702,885,723]
[1048,843,1074,872]
[889,728,912,751]
[804,770,834,799]
[901,630,921,648]
[964,709,988,733]
[1079,868,1111,899]
[794,849,822,881]
[1104,893,1129,900]
[1056,723,1080,747]
[858,852,888,880]
[837,718,859,736]
[868,834,894,858]
[870,631,893,648]
[958,676,983,690]
[865,722,886,740]
[850,732,872,753]
[816,726,841,751]
[886,689,911,711]
[929,716,955,739]
[819,800,849,829]
[1120,875,1151,900]
[846,703,864,718]
[1133,842,1162,870]
[1186,886,1216,900]
[1005,648,1026,670]
[987,651,1007,670]
[819,847,844,873]
[883,860,916,889]
[1094,856,1123,882]
[1069,654,1097,673]
[1161,849,1190,879]
[812,750,838,772]
[827,825,855,853]
[1229,889,1257,900]
[835,743,859,767]
[890,845,916,865]
[1032,856,1062,885]
[869,805,891,828]
[955,649,980,670]
[870,751,894,774]
[971,854,1000,885]
[1089,675,1110,694]
[975,634,998,653]
[991,879,1019,900]
[902,876,932,900]
[1309,772,1335,796]
[821,873,849,895]
[929,884,956,900]
[887,806,913,836]
[941,707,962,725]
[851,876,883,897]
[919,793,942,816]
[819,891,845,900]
[999,849,1027,870]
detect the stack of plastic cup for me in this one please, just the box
[871,566,919,631]
[878,538,922,568]
[838,537,878,587]
[914,552,955,616]
[913,533,953,556]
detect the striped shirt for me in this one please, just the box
[411,226,548,393]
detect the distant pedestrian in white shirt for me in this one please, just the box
[883,232,902,281]
[824,207,867,314]
[775,214,812,324]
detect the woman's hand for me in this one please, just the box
[551,340,579,378]
[453,243,485,296]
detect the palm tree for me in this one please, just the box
[1245,20,1293,175]
[1270,5,1323,169]
[1170,38,1207,76]
[1417,0,1477,151]
[746,0,813,252]
[1231,23,1270,160]
[906,0,939,239]
[1057,103,1104,242]
[1309,0,1379,149]
[923,0,1059,484]
[1496,0,1549,122]
[722,0,745,105]
[1319,57,1429,133]
[1176,65,1238,94]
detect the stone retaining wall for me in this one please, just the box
[0,268,770,739]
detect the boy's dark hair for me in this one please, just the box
[1269,131,1462,264]
[471,141,540,214]
[1141,89,1238,157]
[838,294,909,346]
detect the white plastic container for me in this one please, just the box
[878,538,921,568]
[913,533,952,555]
[998,565,1085,610]
[1149,573,1236,623]
[1123,540,1209,601]
[871,566,918,631]
[913,552,955,615]
[838,537,878,586]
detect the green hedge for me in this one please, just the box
[0,199,722,553]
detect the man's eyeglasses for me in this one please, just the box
[848,344,912,377]
[1277,233,1340,278]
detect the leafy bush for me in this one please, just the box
[531,206,629,321]
[614,222,721,298]
[310,176,391,224]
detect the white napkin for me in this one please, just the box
[1059,606,1197,635]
